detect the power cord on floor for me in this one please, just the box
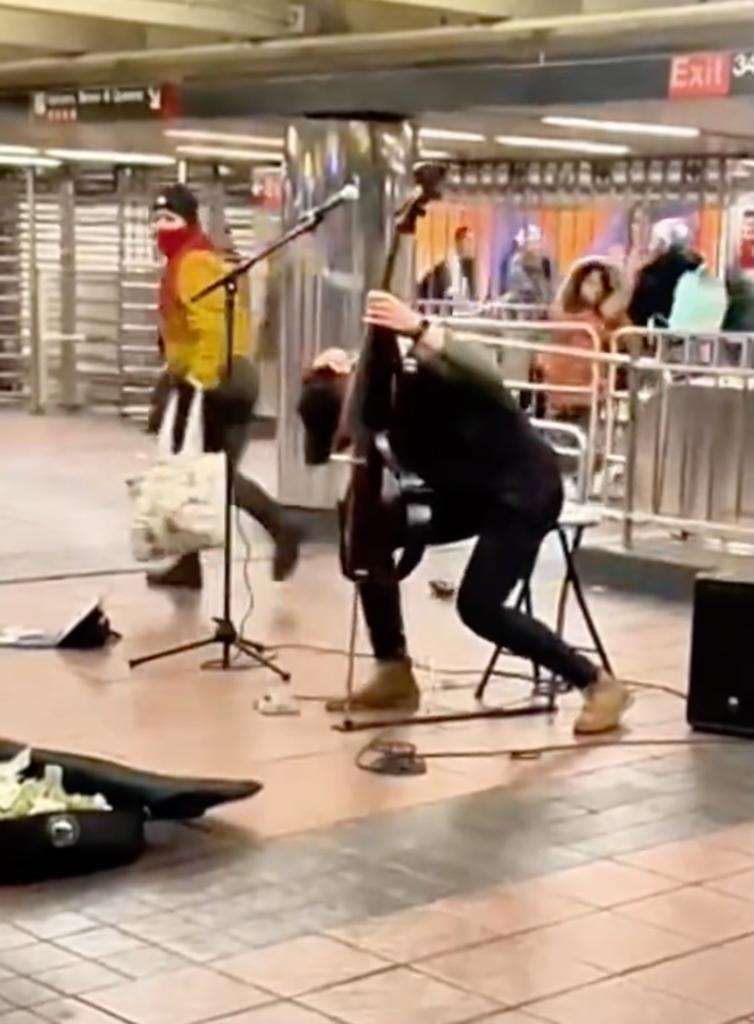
[355,732,746,776]
[264,642,743,775]
[264,641,688,703]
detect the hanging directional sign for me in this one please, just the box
[31,85,177,123]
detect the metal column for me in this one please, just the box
[58,173,78,409]
[277,118,414,509]
[25,169,44,414]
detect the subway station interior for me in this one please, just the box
[0,2,753,1022]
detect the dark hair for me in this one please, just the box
[297,372,344,465]
[454,225,471,245]
[559,260,615,314]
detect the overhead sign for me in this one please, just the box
[668,50,754,98]
[668,52,732,99]
[31,85,174,123]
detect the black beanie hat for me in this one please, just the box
[152,183,198,224]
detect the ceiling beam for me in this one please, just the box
[0,7,145,50]
[0,0,294,37]
[362,0,580,15]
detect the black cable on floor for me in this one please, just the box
[355,732,746,776]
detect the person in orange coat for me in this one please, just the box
[147,184,300,588]
[541,257,630,424]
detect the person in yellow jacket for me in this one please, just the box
[147,183,300,588]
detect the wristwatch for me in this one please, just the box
[407,317,430,342]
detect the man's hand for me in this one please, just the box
[364,290,423,337]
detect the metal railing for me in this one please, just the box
[417,298,549,321]
[608,326,754,546]
[435,315,754,548]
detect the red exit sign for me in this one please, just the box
[669,52,732,98]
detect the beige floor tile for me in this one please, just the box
[417,934,605,1006]
[476,1015,555,1024]
[522,908,698,972]
[537,859,681,908]
[303,966,496,1024]
[705,869,754,902]
[216,935,388,997]
[36,999,127,1023]
[436,885,591,938]
[616,886,754,943]
[617,836,752,884]
[208,1004,339,1023]
[34,962,126,998]
[529,975,731,1024]
[86,966,270,1024]
[632,936,754,1018]
[329,905,497,963]
[706,824,754,855]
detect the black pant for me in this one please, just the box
[148,365,286,542]
[359,492,597,690]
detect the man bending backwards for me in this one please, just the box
[298,290,631,734]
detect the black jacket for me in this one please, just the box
[389,334,562,526]
[628,247,702,327]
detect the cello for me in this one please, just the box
[339,161,445,587]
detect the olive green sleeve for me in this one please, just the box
[420,327,504,398]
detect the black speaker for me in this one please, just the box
[687,571,754,738]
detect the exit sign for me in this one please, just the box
[668,52,732,98]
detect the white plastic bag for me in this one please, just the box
[127,387,226,562]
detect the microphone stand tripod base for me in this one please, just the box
[129,617,290,680]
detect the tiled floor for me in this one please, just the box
[0,411,752,1023]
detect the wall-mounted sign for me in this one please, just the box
[668,50,754,98]
[31,85,176,123]
[668,52,732,99]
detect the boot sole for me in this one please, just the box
[573,688,634,736]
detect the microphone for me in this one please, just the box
[301,182,359,224]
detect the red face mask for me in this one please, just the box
[156,224,195,259]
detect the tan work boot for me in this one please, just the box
[326,659,420,713]
[573,671,632,735]
[147,553,202,591]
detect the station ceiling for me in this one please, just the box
[0,0,748,65]
[0,1,751,173]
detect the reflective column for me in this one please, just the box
[277,118,414,509]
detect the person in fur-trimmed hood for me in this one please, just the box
[541,255,630,421]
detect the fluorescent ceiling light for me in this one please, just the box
[0,144,39,155]
[46,148,175,166]
[495,134,630,156]
[165,128,283,148]
[175,144,283,162]
[542,115,699,139]
[419,127,486,143]
[0,154,61,168]
[419,149,452,160]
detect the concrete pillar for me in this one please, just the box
[276,118,415,509]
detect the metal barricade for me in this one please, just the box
[611,326,754,546]
[434,319,754,548]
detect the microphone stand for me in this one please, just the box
[130,195,350,675]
